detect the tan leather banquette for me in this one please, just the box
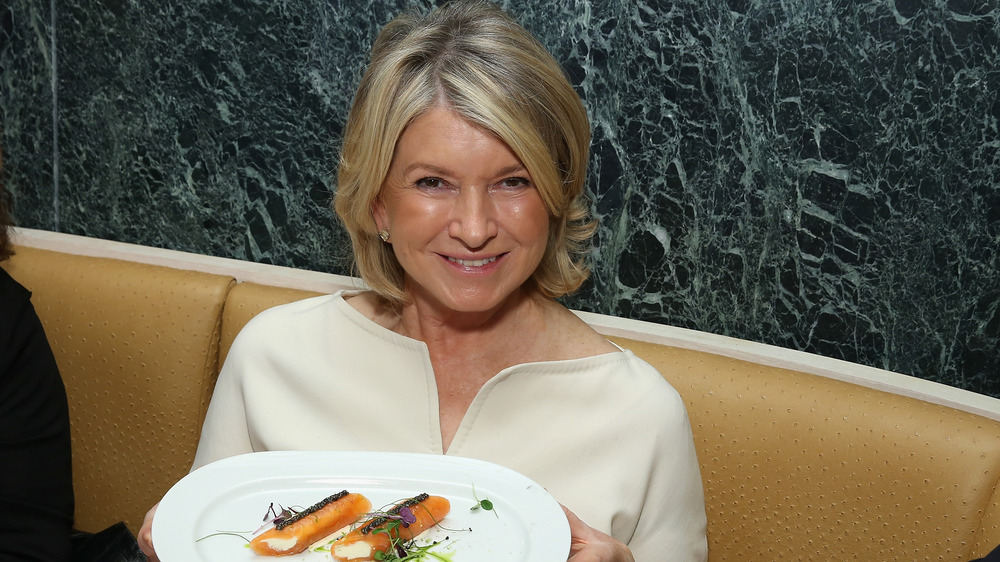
[5,228,1000,561]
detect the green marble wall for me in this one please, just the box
[1,1,997,396]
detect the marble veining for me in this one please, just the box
[1,0,997,396]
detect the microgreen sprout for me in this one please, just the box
[255,502,301,534]
[373,540,454,561]
[363,497,457,561]
[197,501,303,543]
[194,531,252,544]
[469,483,498,518]
[369,504,421,560]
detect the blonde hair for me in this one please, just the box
[334,0,594,305]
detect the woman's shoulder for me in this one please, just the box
[223,292,353,374]
[230,290,401,351]
[0,267,34,329]
[616,350,692,424]
[532,302,687,409]
[231,291,352,344]
[536,300,619,360]
[554,342,689,424]
[0,266,30,301]
[241,291,356,326]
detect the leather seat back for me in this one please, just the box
[3,246,234,533]
[613,337,1000,561]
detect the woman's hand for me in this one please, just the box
[138,502,160,562]
[562,505,635,562]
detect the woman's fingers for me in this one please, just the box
[562,504,634,562]
[138,502,160,561]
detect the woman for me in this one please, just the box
[140,1,707,560]
[0,154,75,561]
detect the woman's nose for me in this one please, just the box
[448,185,498,248]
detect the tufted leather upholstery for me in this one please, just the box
[2,246,233,535]
[611,338,1000,561]
[4,240,999,560]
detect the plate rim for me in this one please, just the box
[152,450,570,561]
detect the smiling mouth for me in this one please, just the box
[447,256,498,267]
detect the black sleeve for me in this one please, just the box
[0,273,75,562]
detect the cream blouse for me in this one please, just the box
[192,291,707,561]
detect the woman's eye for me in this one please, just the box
[415,177,445,190]
[498,177,531,189]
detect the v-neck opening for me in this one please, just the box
[332,290,628,455]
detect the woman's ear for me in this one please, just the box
[371,198,389,234]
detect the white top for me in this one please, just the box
[193,291,708,561]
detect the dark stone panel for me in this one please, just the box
[0,0,997,396]
[555,1,1000,396]
[0,1,55,230]
[49,0,418,270]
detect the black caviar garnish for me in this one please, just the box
[359,493,430,535]
[275,490,350,530]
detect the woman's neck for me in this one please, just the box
[397,287,547,361]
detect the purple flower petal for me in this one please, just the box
[399,506,417,527]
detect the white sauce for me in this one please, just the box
[262,535,299,551]
[333,541,373,560]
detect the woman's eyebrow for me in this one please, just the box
[495,164,528,177]
[401,163,528,178]
[402,162,452,176]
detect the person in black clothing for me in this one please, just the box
[0,155,75,561]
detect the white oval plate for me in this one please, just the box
[152,451,569,561]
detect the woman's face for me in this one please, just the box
[374,106,550,317]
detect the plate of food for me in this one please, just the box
[152,450,570,561]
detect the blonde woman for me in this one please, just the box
[140,2,707,560]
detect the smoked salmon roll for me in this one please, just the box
[330,494,450,561]
[249,491,371,556]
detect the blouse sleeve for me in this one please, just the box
[0,278,74,562]
[627,384,708,561]
[190,322,257,469]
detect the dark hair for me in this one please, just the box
[0,148,13,261]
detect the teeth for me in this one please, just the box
[448,256,498,267]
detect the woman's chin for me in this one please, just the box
[419,285,528,317]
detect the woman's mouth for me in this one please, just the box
[447,256,499,267]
